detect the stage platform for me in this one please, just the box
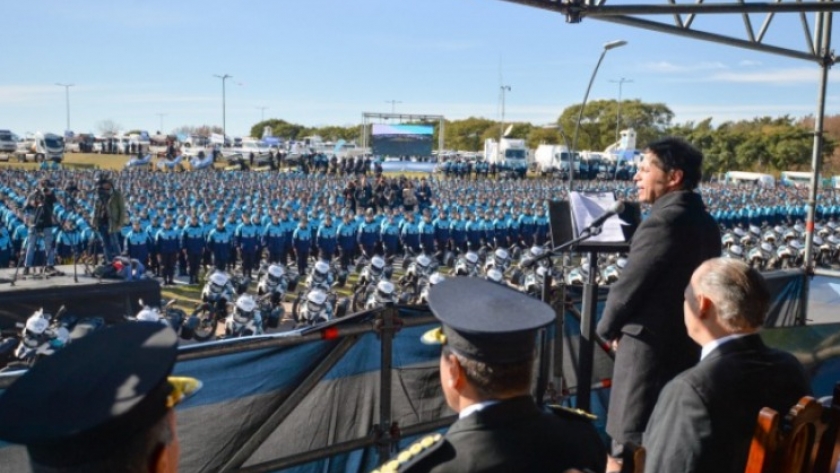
[0,265,161,330]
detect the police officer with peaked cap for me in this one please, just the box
[373,277,606,473]
[0,322,201,473]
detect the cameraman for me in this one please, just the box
[93,177,127,263]
[23,178,57,274]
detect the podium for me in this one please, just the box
[548,192,641,411]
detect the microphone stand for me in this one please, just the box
[528,224,606,412]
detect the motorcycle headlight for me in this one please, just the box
[307,300,324,314]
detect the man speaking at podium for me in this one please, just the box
[596,137,721,470]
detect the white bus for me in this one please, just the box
[780,171,813,188]
[723,171,776,188]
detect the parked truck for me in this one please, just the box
[15,132,64,163]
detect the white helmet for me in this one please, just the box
[234,294,257,321]
[370,256,386,276]
[529,246,544,258]
[306,289,328,314]
[209,272,230,293]
[464,252,479,269]
[429,272,446,286]
[493,248,510,269]
[312,260,330,283]
[267,264,285,283]
[375,280,396,302]
[136,307,162,323]
[25,310,50,336]
[486,267,504,284]
[416,254,432,271]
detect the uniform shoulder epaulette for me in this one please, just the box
[546,404,598,422]
[371,433,444,473]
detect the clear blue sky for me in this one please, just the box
[2,0,837,137]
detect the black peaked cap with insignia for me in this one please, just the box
[426,277,555,364]
[0,322,178,468]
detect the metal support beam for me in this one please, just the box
[596,14,816,62]
[500,1,840,16]
[802,10,833,326]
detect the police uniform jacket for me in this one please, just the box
[387,396,606,473]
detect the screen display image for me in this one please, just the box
[371,124,434,157]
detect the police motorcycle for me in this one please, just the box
[722,244,746,262]
[291,287,349,327]
[352,255,399,312]
[747,241,776,271]
[399,250,439,297]
[133,299,191,340]
[415,272,446,304]
[291,262,349,326]
[601,255,628,285]
[511,245,562,292]
[356,279,399,312]
[453,250,481,277]
[223,294,264,338]
[188,270,247,342]
[2,306,104,372]
[256,263,295,329]
[817,234,840,268]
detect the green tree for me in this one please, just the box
[249,119,307,140]
[558,99,674,151]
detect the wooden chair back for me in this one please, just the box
[745,387,840,473]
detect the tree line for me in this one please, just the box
[236,99,840,174]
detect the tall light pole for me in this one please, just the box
[385,100,402,114]
[55,83,73,132]
[256,106,268,122]
[213,74,232,144]
[499,85,511,161]
[569,40,627,192]
[609,77,633,144]
[156,113,167,134]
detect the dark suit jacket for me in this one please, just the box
[399,396,606,473]
[596,190,721,443]
[643,334,811,473]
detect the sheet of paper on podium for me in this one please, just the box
[569,191,626,243]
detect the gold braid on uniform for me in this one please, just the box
[371,433,443,473]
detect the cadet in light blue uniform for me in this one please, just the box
[292,215,313,274]
[55,220,82,263]
[337,212,358,269]
[380,212,401,259]
[182,214,206,284]
[450,210,467,254]
[263,212,286,264]
[124,219,151,268]
[518,206,536,247]
[207,217,233,271]
[400,211,421,255]
[464,211,483,251]
[357,209,380,258]
[0,223,13,268]
[317,214,338,260]
[418,211,436,254]
[433,210,452,254]
[280,209,296,267]
[146,216,162,276]
[236,214,261,278]
[155,218,181,286]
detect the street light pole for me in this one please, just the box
[499,85,511,162]
[156,113,167,134]
[256,106,268,122]
[213,74,232,144]
[385,100,402,114]
[569,40,627,192]
[609,77,633,144]
[55,83,74,132]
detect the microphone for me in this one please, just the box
[582,200,625,233]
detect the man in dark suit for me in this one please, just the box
[596,137,722,470]
[373,278,606,473]
[643,258,810,472]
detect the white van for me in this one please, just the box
[723,171,775,188]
